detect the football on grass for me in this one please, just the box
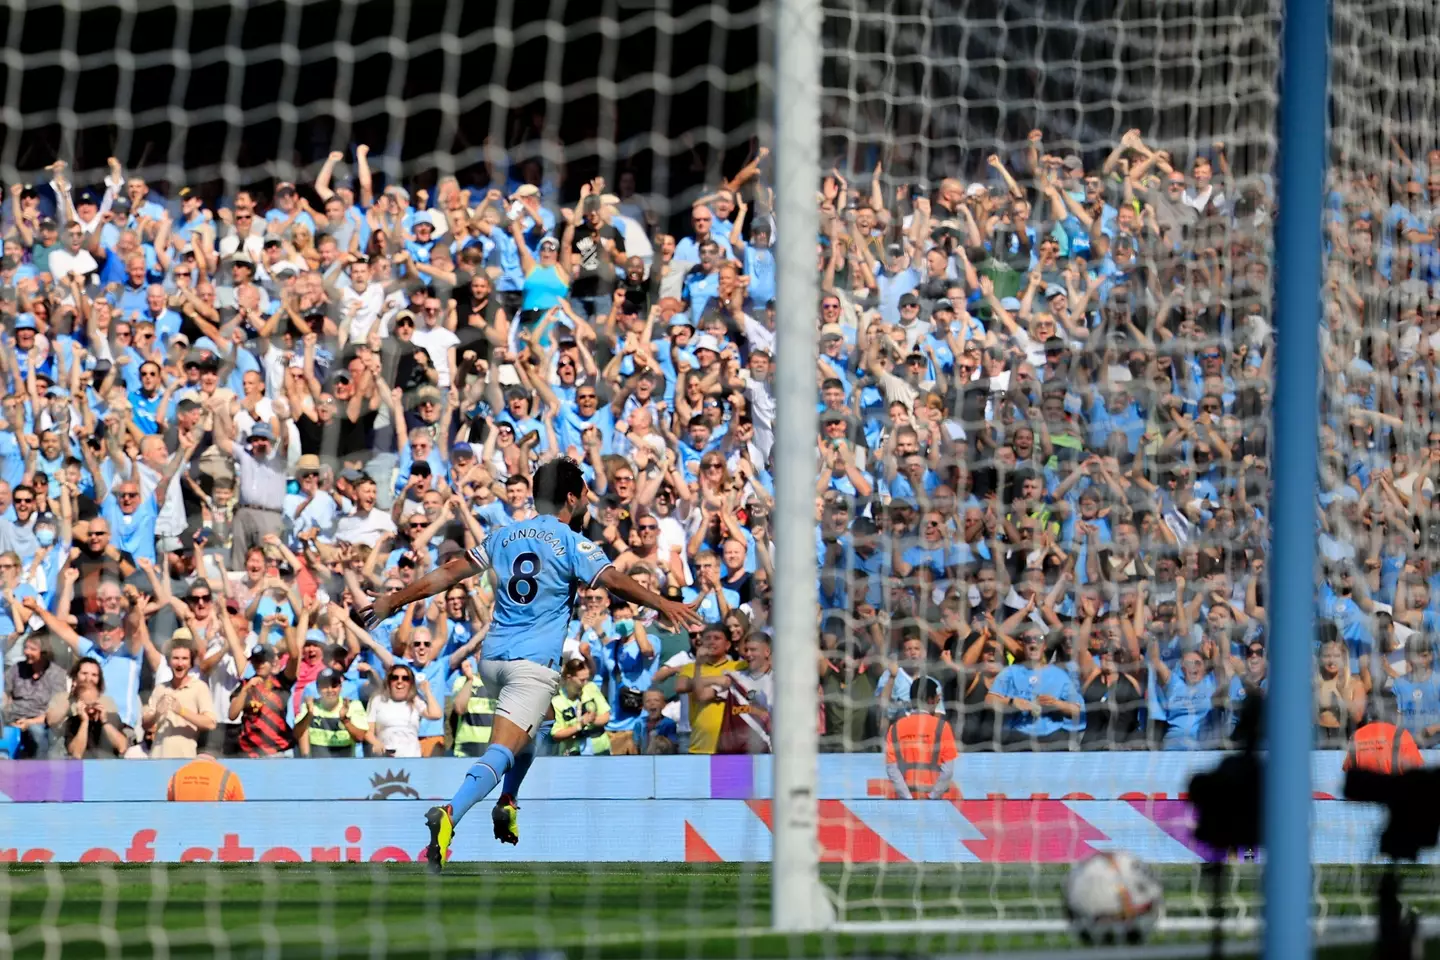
[1063,851,1164,945]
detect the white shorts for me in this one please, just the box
[480,659,561,737]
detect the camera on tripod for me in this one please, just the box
[1189,695,1437,959]
[1343,765,1440,960]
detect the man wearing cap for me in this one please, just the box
[447,442,480,490]
[895,292,928,352]
[597,191,653,263]
[922,299,970,377]
[162,390,206,446]
[222,263,276,330]
[269,259,302,298]
[106,195,134,239]
[171,187,208,243]
[505,183,557,255]
[872,240,922,326]
[1057,154,1087,201]
[265,182,316,237]
[9,315,41,388]
[568,189,626,320]
[294,668,369,758]
[287,629,334,718]
[256,235,289,286]
[230,640,299,758]
[213,411,289,568]
[8,180,44,235]
[29,217,62,276]
[405,211,445,264]
[681,239,724,326]
[493,385,546,450]
[70,184,114,243]
[649,302,694,394]
[284,454,338,541]
[375,309,425,389]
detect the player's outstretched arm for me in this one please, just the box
[361,550,489,628]
[596,565,704,633]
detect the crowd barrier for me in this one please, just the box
[0,799,1413,864]
[5,754,1419,864]
[3,751,1431,803]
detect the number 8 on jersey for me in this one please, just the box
[470,516,614,666]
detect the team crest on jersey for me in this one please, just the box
[578,540,601,555]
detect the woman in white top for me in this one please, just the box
[365,663,441,758]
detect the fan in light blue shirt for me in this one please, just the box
[1151,646,1223,750]
[988,629,1085,741]
[99,487,158,565]
[989,655,1085,740]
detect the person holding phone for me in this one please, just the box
[364,664,440,758]
[49,657,131,758]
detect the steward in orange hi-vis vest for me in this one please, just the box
[884,677,959,799]
[166,754,246,801]
[1343,720,1423,775]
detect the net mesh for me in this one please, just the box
[0,0,765,216]
[0,0,1432,956]
[811,0,1435,941]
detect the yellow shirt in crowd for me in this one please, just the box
[681,657,746,755]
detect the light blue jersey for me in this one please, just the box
[470,515,612,666]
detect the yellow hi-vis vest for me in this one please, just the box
[550,681,611,756]
[305,699,360,755]
[455,679,497,747]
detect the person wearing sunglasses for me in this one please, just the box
[363,663,441,759]
[358,456,701,869]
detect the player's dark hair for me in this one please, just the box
[531,457,586,516]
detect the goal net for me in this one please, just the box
[0,0,1435,956]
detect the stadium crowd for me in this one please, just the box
[0,128,1436,763]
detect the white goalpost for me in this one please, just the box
[770,0,834,933]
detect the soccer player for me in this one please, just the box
[358,457,701,871]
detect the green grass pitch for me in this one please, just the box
[0,863,1435,958]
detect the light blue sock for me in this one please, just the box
[501,743,536,799]
[449,743,514,824]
